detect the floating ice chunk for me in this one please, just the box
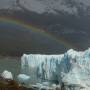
[1,70,13,80]
[17,74,30,85]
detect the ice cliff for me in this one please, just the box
[21,48,90,87]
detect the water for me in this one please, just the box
[0,56,21,80]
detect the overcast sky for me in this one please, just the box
[0,0,11,9]
[0,0,18,9]
[0,0,90,15]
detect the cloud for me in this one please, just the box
[0,0,90,15]
[0,0,11,9]
[0,0,20,10]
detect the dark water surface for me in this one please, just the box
[0,56,21,80]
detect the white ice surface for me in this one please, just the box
[21,48,90,89]
[1,70,13,80]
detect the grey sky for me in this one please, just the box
[0,0,18,9]
[0,0,90,15]
[0,0,11,9]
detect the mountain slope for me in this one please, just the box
[0,1,90,56]
[18,0,90,16]
[1,0,90,16]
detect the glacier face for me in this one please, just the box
[21,48,90,86]
[21,54,65,83]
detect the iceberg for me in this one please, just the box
[21,48,90,87]
[17,74,30,86]
[1,70,13,80]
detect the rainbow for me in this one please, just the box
[0,16,76,49]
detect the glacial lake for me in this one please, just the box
[0,56,21,80]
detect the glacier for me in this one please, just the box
[21,48,90,88]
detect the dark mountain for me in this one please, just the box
[0,6,90,56]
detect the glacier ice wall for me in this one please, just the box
[21,54,65,83]
[21,48,90,85]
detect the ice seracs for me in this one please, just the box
[21,54,64,83]
[21,48,90,90]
